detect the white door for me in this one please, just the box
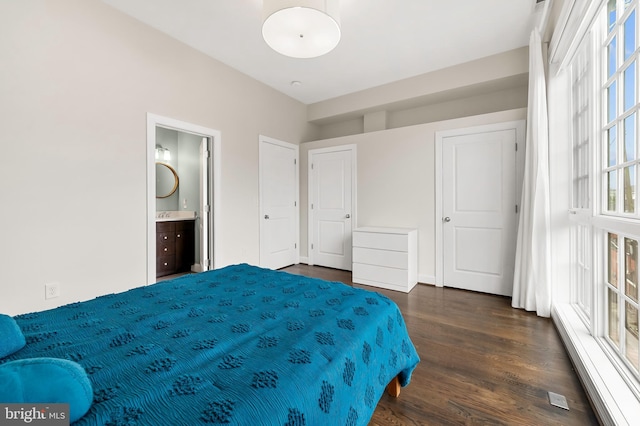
[259,136,298,269]
[309,146,355,270]
[441,125,522,296]
[198,137,211,272]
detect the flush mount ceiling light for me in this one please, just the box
[262,0,341,59]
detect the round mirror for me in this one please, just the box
[156,163,179,198]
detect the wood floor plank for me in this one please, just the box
[282,264,599,426]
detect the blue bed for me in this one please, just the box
[4,264,420,425]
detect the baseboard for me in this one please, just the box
[418,274,435,285]
[299,257,309,265]
[552,304,639,426]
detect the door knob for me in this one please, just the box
[345,214,350,218]
[443,217,451,222]
[264,215,270,219]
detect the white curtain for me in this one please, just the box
[512,28,552,317]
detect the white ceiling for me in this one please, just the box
[101,0,542,105]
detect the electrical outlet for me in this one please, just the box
[45,282,60,299]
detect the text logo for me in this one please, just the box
[0,404,69,426]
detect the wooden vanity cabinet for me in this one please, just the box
[156,220,195,278]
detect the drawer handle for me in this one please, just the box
[345,214,350,219]
[164,248,168,252]
[164,236,168,240]
[177,234,181,238]
[164,262,168,266]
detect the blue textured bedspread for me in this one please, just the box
[6,264,420,425]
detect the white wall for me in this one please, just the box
[300,108,527,283]
[155,127,180,211]
[0,0,317,315]
[315,83,528,141]
[387,85,528,129]
[176,131,201,214]
[308,48,528,126]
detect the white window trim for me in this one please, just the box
[552,1,640,424]
[549,0,604,75]
[553,304,639,425]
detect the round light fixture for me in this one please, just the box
[262,0,341,59]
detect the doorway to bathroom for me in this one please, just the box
[146,113,221,284]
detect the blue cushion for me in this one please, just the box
[0,314,25,358]
[0,358,93,422]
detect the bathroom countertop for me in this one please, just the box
[155,211,196,222]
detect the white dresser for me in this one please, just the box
[352,227,418,293]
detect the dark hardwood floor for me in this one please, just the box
[281,264,599,426]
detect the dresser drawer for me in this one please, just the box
[157,242,175,256]
[156,255,176,274]
[353,263,410,288]
[157,232,175,245]
[353,231,409,252]
[156,222,175,233]
[353,247,408,269]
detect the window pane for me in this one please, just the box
[624,113,636,161]
[624,10,636,60]
[610,233,620,287]
[624,61,636,111]
[609,288,620,346]
[583,141,589,174]
[582,226,592,314]
[582,177,589,208]
[624,166,636,212]
[626,238,639,302]
[575,224,592,317]
[610,0,618,33]
[573,152,580,208]
[624,301,639,370]
[608,81,617,123]
[609,125,618,166]
[609,170,618,210]
[609,37,617,78]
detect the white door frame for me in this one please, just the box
[146,113,222,284]
[258,135,300,268]
[434,120,525,288]
[307,144,357,266]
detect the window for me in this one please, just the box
[561,1,640,419]
[571,36,593,321]
[604,0,639,218]
[572,36,592,211]
[606,232,639,371]
[574,224,593,318]
[601,0,640,377]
